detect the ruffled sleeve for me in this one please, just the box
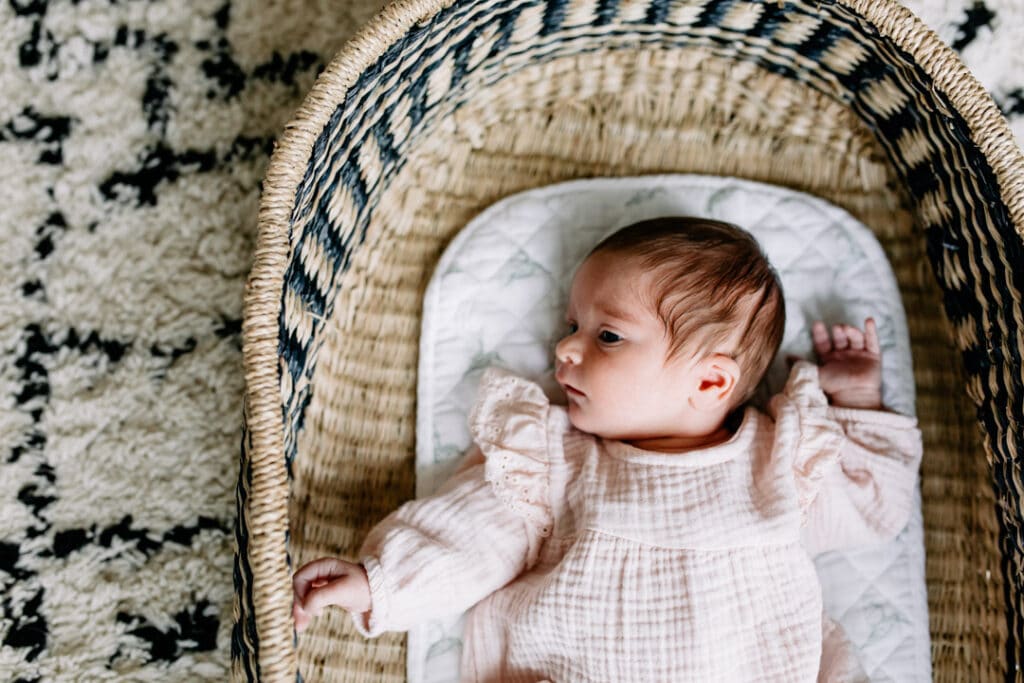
[770,361,923,556]
[345,370,555,637]
[468,368,554,540]
[768,361,847,514]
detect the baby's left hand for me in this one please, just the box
[810,317,883,410]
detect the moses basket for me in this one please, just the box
[234,0,1024,680]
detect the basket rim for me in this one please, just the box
[238,0,1024,679]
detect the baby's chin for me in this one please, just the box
[566,404,631,440]
[566,403,599,436]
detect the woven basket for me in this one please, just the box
[234,0,1024,680]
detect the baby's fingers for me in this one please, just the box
[831,324,849,350]
[293,557,355,603]
[304,574,371,615]
[864,317,880,355]
[844,325,865,351]
[293,601,311,633]
[811,321,831,356]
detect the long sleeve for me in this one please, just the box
[770,361,923,556]
[802,403,922,555]
[354,367,555,637]
[355,461,538,636]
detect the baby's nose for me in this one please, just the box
[555,335,582,365]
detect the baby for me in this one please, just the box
[292,216,923,682]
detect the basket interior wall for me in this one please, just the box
[285,44,1006,681]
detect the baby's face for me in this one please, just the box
[554,252,705,441]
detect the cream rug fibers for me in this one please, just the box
[1,0,1021,680]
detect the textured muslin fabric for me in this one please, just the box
[353,361,922,682]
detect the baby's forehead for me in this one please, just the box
[570,256,652,299]
[569,262,671,321]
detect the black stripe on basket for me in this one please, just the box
[313,200,358,266]
[644,0,673,26]
[903,160,942,200]
[408,72,432,128]
[340,143,370,212]
[324,0,880,196]
[840,46,894,92]
[284,260,327,320]
[278,323,308,394]
[299,129,370,223]
[451,33,481,90]
[844,34,981,332]
[799,18,848,62]
[487,5,526,59]
[920,146,989,330]
[748,1,794,38]
[541,0,568,36]
[594,0,620,27]
[691,0,734,29]
[371,118,401,166]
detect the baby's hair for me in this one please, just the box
[588,216,786,407]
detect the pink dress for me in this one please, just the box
[352,361,922,682]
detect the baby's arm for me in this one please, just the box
[291,445,492,632]
[789,318,923,554]
[291,458,540,636]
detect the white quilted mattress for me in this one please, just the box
[412,175,930,682]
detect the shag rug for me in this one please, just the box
[1,0,1021,680]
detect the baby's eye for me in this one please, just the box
[567,322,579,334]
[598,330,622,344]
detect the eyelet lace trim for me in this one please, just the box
[484,450,553,538]
[469,368,554,537]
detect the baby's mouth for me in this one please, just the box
[555,366,584,398]
[562,383,585,399]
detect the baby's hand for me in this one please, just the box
[292,557,372,633]
[810,317,883,410]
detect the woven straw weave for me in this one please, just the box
[235,0,1024,680]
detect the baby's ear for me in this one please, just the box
[691,354,741,410]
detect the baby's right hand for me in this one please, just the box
[292,557,372,633]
